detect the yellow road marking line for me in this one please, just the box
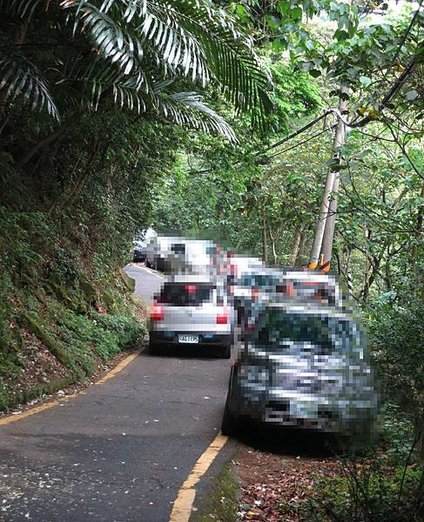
[169,433,228,522]
[95,351,139,385]
[0,351,140,427]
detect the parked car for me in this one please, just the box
[275,270,344,309]
[221,302,377,445]
[145,236,218,274]
[149,274,235,358]
[132,227,157,263]
[238,270,350,341]
[133,239,146,262]
[232,269,285,328]
[145,236,174,271]
[226,255,264,288]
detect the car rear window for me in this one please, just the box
[158,283,214,306]
[239,274,278,288]
[171,243,186,255]
[255,311,354,354]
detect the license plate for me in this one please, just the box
[178,334,199,344]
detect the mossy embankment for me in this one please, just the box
[0,209,146,412]
[0,108,182,413]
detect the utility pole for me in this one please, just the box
[309,91,348,271]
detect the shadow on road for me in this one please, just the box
[144,345,232,361]
[234,423,346,458]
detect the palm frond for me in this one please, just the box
[148,0,273,116]
[1,0,272,138]
[60,0,272,121]
[0,0,45,22]
[67,63,237,140]
[155,90,238,142]
[0,39,59,119]
[61,0,210,85]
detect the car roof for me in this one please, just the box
[166,274,217,284]
[264,301,354,321]
[281,270,338,283]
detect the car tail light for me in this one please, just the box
[151,303,164,321]
[216,308,228,324]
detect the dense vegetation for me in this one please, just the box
[1,0,423,518]
[0,0,271,410]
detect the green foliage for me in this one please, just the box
[89,311,146,354]
[0,0,273,138]
[0,293,145,411]
[365,272,424,458]
[0,110,165,411]
[151,56,323,262]
[379,404,416,463]
[302,458,424,522]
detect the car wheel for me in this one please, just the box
[221,344,231,359]
[149,342,162,355]
[221,396,238,436]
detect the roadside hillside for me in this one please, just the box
[0,109,182,411]
[0,205,148,411]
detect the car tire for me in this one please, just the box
[149,341,162,356]
[221,344,231,359]
[221,396,238,436]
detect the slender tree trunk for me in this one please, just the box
[344,247,354,297]
[262,213,268,263]
[310,90,348,269]
[361,249,386,302]
[291,228,303,267]
[268,224,281,266]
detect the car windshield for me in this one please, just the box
[254,310,355,354]
[158,283,214,306]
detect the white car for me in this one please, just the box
[149,274,235,358]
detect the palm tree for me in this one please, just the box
[0,0,272,140]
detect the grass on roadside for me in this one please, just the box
[191,462,239,522]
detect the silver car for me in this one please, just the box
[221,302,377,443]
[149,275,235,358]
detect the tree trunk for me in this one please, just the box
[262,213,268,263]
[290,229,303,267]
[310,90,348,269]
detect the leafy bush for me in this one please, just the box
[303,458,424,522]
[89,312,146,350]
[379,404,416,463]
[367,279,424,460]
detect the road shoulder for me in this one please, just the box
[0,347,143,425]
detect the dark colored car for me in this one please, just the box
[222,302,377,446]
[133,241,146,262]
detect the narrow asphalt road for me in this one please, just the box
[124,263,163,304]
[0,267,234,521]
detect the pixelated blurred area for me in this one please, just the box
[145,235,377,446]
